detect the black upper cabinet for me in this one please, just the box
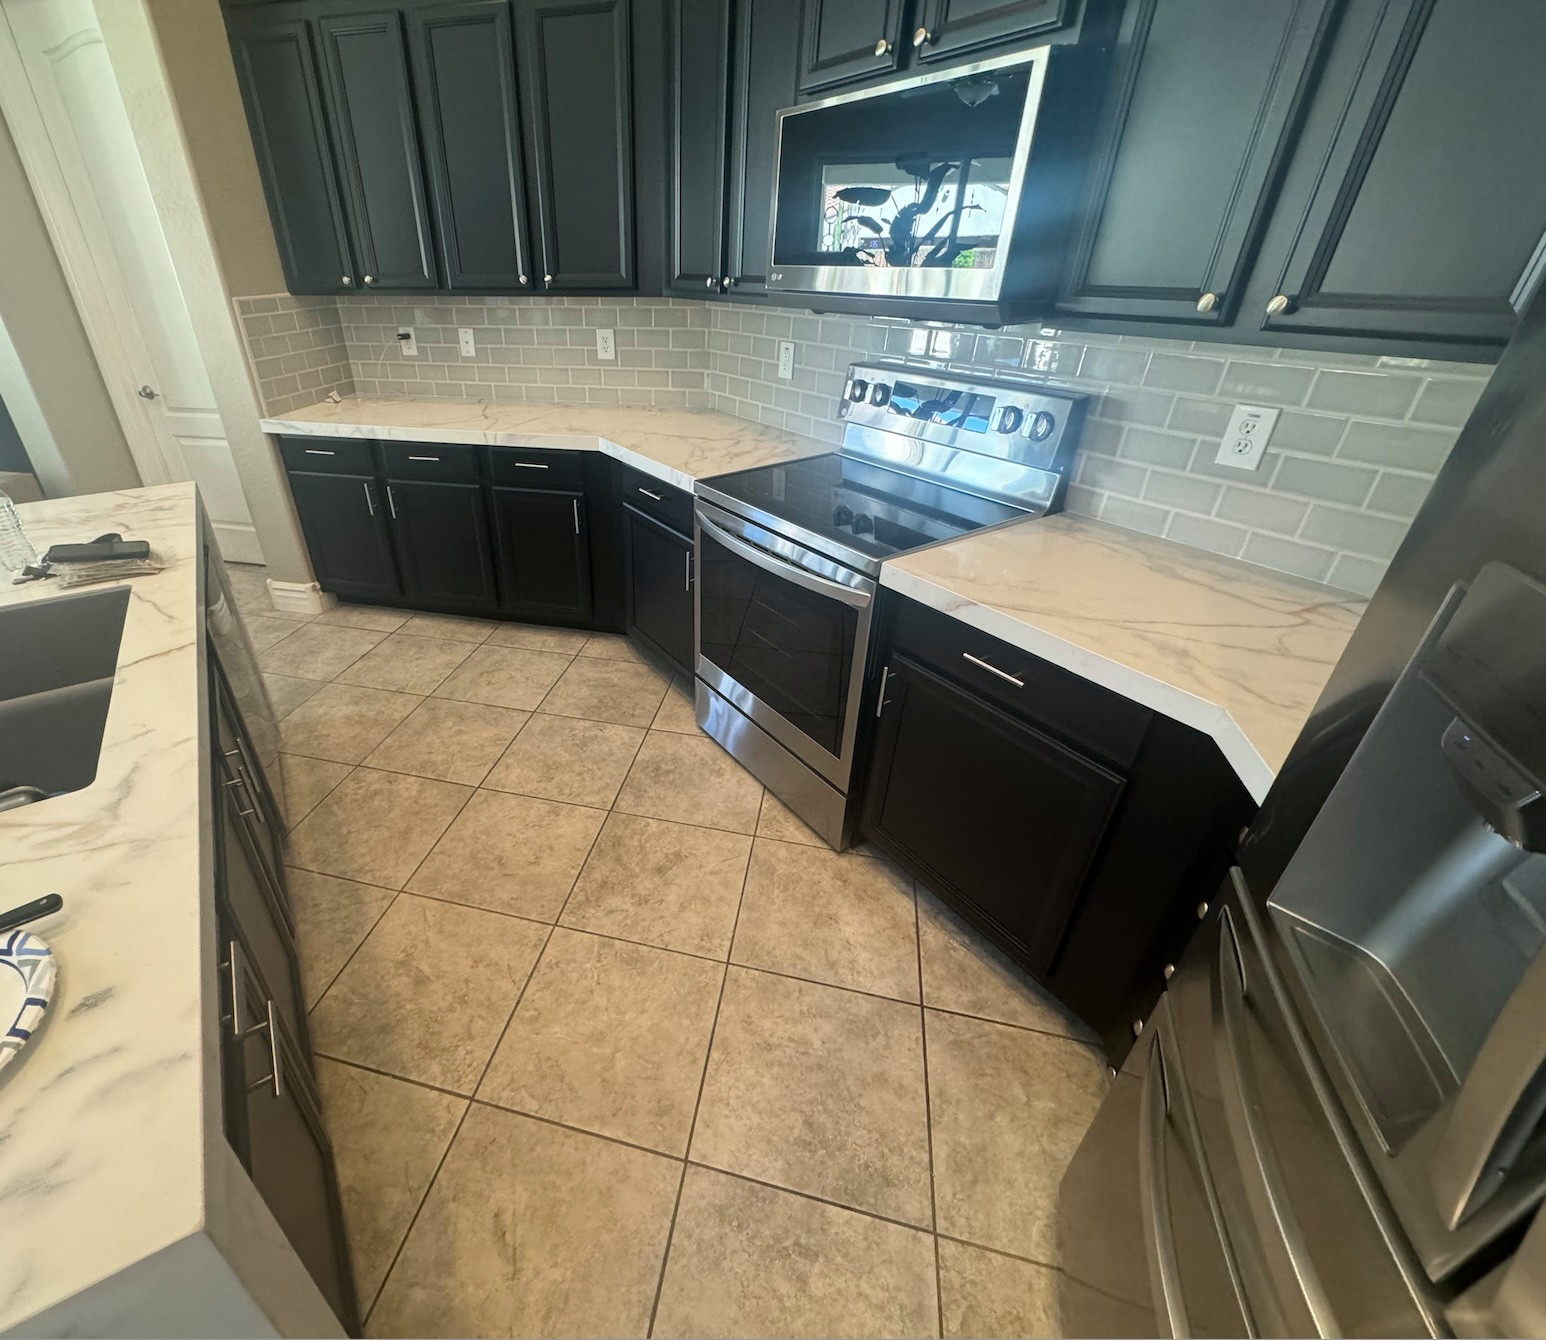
[491,486,593,619]
[226,15,356,294]
[515,0,635,290]
[797,0,906,93]
[914,0,1072,64]
[316,11,439,290]
[387,478,501,608]
[407,0,535,291]
[669,0,732,295]
[623,505,694,676]
[288,470,401,599]
[1254,0,1546,347]
[1057,0,1335,326]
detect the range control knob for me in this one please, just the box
[846,378,869,402]
[832,505,855,528]
[851,513,875,536]
[1025,410,1057,442]
[868,382,891,407]
[993,405,1024,434]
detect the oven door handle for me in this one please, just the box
[696,511,873,609]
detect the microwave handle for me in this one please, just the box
[696,510,873,609]
[1430,936,1546,1228]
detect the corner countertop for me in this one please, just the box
[260,394,825,492]
[881,515,1365,802]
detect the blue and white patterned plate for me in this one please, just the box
[0,930,55,1074]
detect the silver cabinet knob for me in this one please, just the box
[544,273,553,285]
[138,384,159,400]
[912,26,931,45]
[341,275,353,286]
[363,274,376,285]
[1266,293,1292,315]
[873,36,891,56]
[1196,291,1218,313]
[722,275,731,288]
[518,273,528,284]
[705,276,715,289]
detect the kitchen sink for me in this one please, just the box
[0,585,130,808]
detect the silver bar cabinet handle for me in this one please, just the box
[572,499,580,535]
[362,481,375,516]
[639,487,664,501]
[962,651,1024,688]
[304,447,335,456]
[875,664,892,718]
[387,485,398,520]
[407,454,440,462]
[509,461,549,470]
[684,550,692,593]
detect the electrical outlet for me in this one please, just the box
[458,328,476,358]
[1214,404,1280,471]
[777,340,795,380]
[396,326,417,358]
[596,328,616,361]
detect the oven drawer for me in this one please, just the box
[888,594,1151,770]
[617,462,693,535]
[279,436,375,476]
[381,440,480,483]
[488,446,586,490]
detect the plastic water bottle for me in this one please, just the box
[0,490,38,576]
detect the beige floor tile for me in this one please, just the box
[289,767,471,888]
[927,1009,1108,1263]
[651,675,701,734]
[259,621,387,680]
[733,841,919,1002]
[561,813,751,959]
[313,604,410,633]
[615,732,763,834]
[281,754,352,826]
[265,673,327,720]
[578,631,649,663]
[919,892,1088,1038]
[485,620,592,653]
[314,1058,465,1311]
[691,968,931,1226]
[288,868,395,1008]
[368,1104,679,1338]
[432,643,572,710]
[280,683,424,765]
[408,789,604,922]
[396,611,500,643]
[482,714,644,808]
[244,614,309,653]
[539,655,670,727]
[479,928,722,1154]
[364,698,528,785]
[311,893,547,1092]
[938,1238,1061,1339]
[653,1167,938,1340]
[226,563,273,615]
[756,791,827,847]
[335,632,474,695]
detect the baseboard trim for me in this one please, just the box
[266,579,332,616]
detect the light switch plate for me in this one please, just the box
[458,327,476,357]
[396,326,417,358]
[777,341,795,380]
[596,328,616,361]
[1214,404,1280,471]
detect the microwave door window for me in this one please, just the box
[818,159,1012,269]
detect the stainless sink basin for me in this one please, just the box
[0,585,130,807]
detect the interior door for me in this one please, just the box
[1,0,261,561]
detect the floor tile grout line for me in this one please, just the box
[682,1159,936,1238]
[468,1095,692,1164]
[915,883,945,1339]
[933,1231,1064,1274]
[306,889,403,1020]
[310,1050,472,1103]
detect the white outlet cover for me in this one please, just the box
[596,328,616,361]
[1214,403,1280,471]
[776,340,795,380]
[458,327,476,357]
[397,326,418,357]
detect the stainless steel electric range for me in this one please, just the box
[692,360,1087,848]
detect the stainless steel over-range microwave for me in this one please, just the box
[765,46,1094,324]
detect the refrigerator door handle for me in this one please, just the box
[1217,909,1340,1337]
[1138,1030,1190,1339]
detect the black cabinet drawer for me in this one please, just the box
[279,435,375,475]
[488,445,587,490]
[381,439,480,482]
[615,461,693,535]
[888,595,1151,770]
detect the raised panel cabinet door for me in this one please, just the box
[797,0,906,94]
[386,479,500,609]
[624,506,694,676]
[670,0,732,295]
[515,0,635,290]
[1259,0,1546,347]
[225,14,356,294]
[861,655,1124,975]
[914,0,1071,64]
[407,0,535,291]
[316,10,439,290]
[1056,0,1337,326]
[726,0,801,292]
[287,471,402,600]
[491,486,593,618]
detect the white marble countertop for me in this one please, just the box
[0,484,334,1336]
[881,515,1365,801]
[260,394,824,492]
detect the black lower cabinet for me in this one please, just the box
[491,485,592,620]
[622,504,694,677]
[287,470,400,600]
[387,478,500,609]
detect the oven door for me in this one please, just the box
[695,500,875,790]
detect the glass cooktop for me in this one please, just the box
[698,453,1029,569]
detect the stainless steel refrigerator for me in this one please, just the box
[1059,286,1546,1338]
